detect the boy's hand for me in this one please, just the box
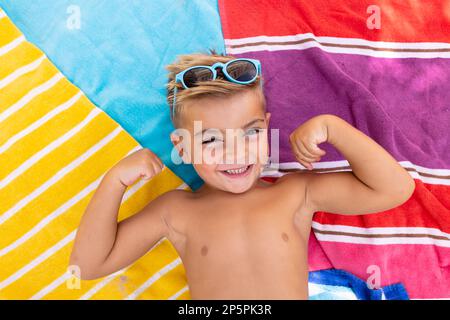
[289,115,329,170]
[110,148,164,187]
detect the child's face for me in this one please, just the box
[172,89,270,194]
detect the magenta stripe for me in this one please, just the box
[234,48,450,169]
[308,233,450,298]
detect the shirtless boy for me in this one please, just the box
[69,52,415,299]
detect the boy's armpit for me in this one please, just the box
[274,172,313,216]
[82,191,181,279]
[159,190,190,237]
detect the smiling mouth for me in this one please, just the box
[219,164,253,178]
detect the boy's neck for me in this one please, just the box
[196,177,272,195]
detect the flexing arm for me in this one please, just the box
[69,148,169,279]
[290,114,415,215]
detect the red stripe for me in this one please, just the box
[261,176,278,183]
[314,179,450,232]
[219,0,450,42]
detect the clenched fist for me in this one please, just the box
[289,115,330,170]
[109,148,164,187]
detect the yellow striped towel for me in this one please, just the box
[0,8,190,300]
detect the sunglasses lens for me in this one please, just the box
[183,67,214,87]
[226,60,257,82]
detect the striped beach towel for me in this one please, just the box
[0,9,191,300]
[219,0,450,299]
[2,1,449,300]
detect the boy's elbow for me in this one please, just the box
[68,256,103,281]
[392,175,415,206]
[68,263,103,280]
[78,272,102,281]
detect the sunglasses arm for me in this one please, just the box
[172,85,178,119]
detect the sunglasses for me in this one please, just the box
[171,58,262,118]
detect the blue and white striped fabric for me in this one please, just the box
[308,269,409,300]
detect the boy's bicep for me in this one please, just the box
[305,171,393,215]
[94,193,172,277]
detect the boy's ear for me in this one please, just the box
[170,132,191,164]
[265,112,271,125]
[169,132,179,147]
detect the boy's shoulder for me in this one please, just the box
[271,171,316,212]
[273,171,312,189]
[155,188,194,231]
[158,187,193,203]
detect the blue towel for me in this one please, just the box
[0,0,226,190]
[308,269,409,300]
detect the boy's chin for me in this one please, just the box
[223,185,252,194]
[218,178,258,194]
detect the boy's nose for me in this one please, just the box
[223,136,249,164]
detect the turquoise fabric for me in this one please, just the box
[0,0,226,190]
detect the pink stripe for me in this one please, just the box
[308,233,450,298]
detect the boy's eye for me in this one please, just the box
[202,136,221,144]
[246,128,262,135]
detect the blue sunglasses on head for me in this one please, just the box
[171,58,262,118]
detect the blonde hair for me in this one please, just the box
[165,49,265,127]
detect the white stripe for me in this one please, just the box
[307,282,325,296]
[308,282,358,300]
[0,108,102,190]
[0,10,6,20]
[225,33,450,58]
[0,176,102,257]
[0,178,185,299]
[168,285,189,300]
[0,166,179,258]
[0,146,142,257]
[79,269,127,300]
[314,233,450,247]
[275,160,348,170]
[0,73,64,124]
[0,140,183,293]
[76,182,188,300]
[407,173,450,186]
[0,91,83,154]
[406,162,450,176]
[225,33,450,50]
[0,110,109,225]
[0,55,46,90]
[29,272,71,300]
[227,42,450,59]
[275,160,450,176]
[79,238,170,300]
[120,165,188,203]
[0,230,75,291]
[0,35,25,56]
[312,222,450,240]
[125,257,182,300]
[264,160,450,186]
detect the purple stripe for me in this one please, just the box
[236,49,450,169]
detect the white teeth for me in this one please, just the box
[225,165,249,174]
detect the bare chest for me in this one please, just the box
[170,198,312,265]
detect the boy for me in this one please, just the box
[69,52,415,299]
